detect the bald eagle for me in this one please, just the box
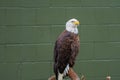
[54,18,80,80]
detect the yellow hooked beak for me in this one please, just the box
[73,21,80,26]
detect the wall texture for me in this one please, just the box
[0,0,120,80]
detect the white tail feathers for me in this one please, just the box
[63,64,70,76]
[58,72,64,80]
[106,76,111,80]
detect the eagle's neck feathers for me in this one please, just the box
[66,26,78,34]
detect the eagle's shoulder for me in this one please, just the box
[57,30,79,42]
[57,30,70,38]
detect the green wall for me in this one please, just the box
[0,0,120,80]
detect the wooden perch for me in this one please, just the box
[48,69,111,80]
[67,68,80,80]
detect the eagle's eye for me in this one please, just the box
[71,21,74,23]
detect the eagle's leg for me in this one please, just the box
[68,68,80,80]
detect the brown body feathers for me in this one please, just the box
[54,30,80,79]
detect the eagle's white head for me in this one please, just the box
[66,18,80,34]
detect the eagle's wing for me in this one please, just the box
[54,31,72,74]
[69,35,80,67]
